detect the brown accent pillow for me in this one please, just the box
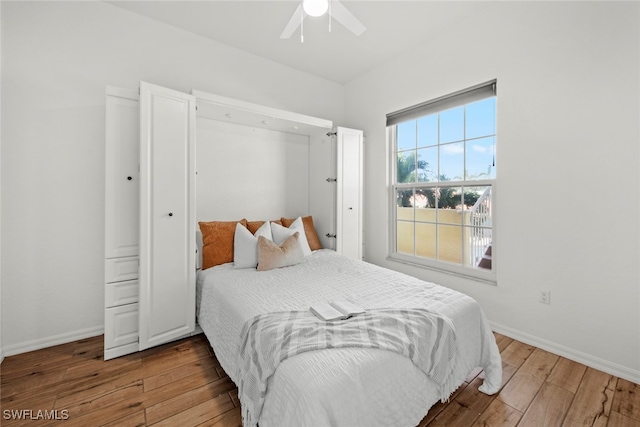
[281,216,322,251]
[199,219,247,269]
[247,219,282,235]
[257,232,305,271]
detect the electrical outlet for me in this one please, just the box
[539,290,551,305]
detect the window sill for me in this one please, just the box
[387,253,497,286]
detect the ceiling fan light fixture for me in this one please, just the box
[303,0,329,17]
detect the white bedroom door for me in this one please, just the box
[336,126,363,260]
[138,81,196,351]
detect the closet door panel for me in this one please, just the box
[308,132,336,250]
[105,303,139,349]
[105,279,139,308]
[105,256,138,283]
[336,127,363,260]
[105,94,139,259]
[139,82,196,351]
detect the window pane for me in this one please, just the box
[417,114,438,148]
[464,225,492,269]
[466,98,495,139]
[438,206,462,225]
[477,229,492,270]
[415,206,436,223]
[416,147,437,182]
[466,185,492,269]
[463,225,474,268]
[409,193,430,209]
[397,121,416,151]
[439,106,464,143]
[396,221,414,255]
[439,142,464,181]
[415,188,437,210]
[437,186,463,210]
[397,151,417,183]
[396,189,415,211]
[463,186,489,210]
[431,185,461,225]
[416,222,436,259]
[465,136,495,180]
[437,224,463,264]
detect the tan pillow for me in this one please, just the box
[257,232,305,271]
[281,216,322,251]
[199,219,247,269]
[247,219,282,235]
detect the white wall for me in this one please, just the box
[345,2,640,383]
[195,119,311,222]
[0,0,4,364]
[0,1,344,355]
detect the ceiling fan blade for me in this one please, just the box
[330,0,366,36]
[280,4,304,39]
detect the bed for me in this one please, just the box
[196,246,502,427]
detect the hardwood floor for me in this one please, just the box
[1,333,638,426]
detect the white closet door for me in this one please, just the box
[309,132,337,250]
[139,82,196,350]
[105,90,139,259]
[336,126,363,260]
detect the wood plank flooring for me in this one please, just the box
[1,333,638,426]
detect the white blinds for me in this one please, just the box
[386,80,496,126]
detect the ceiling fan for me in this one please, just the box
[280,0,366,41]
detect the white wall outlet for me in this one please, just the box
[539,290,551,305]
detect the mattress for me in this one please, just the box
[197,249,502,427]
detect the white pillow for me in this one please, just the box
[271,217,312,257]
[234,221,272,269]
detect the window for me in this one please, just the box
[387,81,496,282]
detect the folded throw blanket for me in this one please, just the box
[236,308,457,427]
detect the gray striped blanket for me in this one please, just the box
[236,308,457,427]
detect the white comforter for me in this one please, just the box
[197,250,502,427]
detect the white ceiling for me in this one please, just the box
[107,1,492,85]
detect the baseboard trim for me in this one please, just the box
[491,321,640,385]
[3,326,104,358]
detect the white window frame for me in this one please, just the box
[387,81,497,284]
